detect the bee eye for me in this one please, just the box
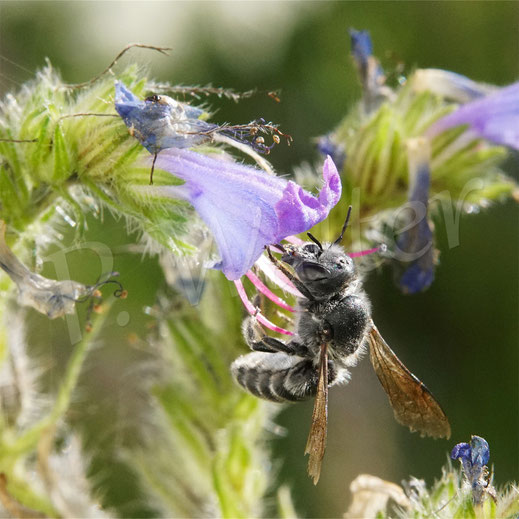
[300,263,328,281]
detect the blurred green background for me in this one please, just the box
[1,2,517,517]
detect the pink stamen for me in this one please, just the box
[246,270,295,312]
[284,235,305,245]
[349,246,380,258]
[255,254,303,298]
[234,280,294,336]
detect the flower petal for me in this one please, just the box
[349,28,374,70]
[393,138,436,294]
[146,150,342,280]
[412,68,494,103]
[275,155,341,238]
[469,436,490,467]
[451,442,472,463]
[349,28,390,108]
[427,81,519,150]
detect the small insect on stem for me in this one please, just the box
[267,91,281,103]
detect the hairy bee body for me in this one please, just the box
[232,353,320,402]
[296,292,370,362]
[231,243,371,402]
[231,228,450,484]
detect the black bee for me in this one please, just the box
[231,207,451,484]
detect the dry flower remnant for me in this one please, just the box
[345,474,410,519]
[343,435,518,519]
[0,222,125,319]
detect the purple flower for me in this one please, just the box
[114,82,214,154]
[451,435,494,505]
[393,138,436,294]
[428,81,519,150]
[145,150,342,280]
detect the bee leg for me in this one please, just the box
[243,316,309,356]
[261,336,311,357]
[326,360,340,385]
[266,247,315,301]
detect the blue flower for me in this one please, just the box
[428,81,519,150]
[349,28,374,70]
[451,436,490,471]
[114,81,214,154]
[393,138,435,294]
[451,435,494,505]
[349,28,391,109]
[144,150,342,280]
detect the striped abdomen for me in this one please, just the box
[231,352,320,402]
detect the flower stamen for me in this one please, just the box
[234,279,294,336]
[245,270,295,312]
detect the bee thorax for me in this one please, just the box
[298,294,370,362]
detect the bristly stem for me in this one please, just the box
[1,301,112,458]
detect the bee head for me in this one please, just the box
[283,243,355,298]
[281,206,356,299]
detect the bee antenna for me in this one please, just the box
[333,205,353,245]
[307,233,323,251]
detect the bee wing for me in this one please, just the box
[368,323,451,439]
[304,343,328,485]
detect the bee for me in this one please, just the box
[231,207,451,484]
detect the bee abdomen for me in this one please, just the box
[231,352,318,403]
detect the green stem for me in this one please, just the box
[1,302,111,458]
[1,470,59,518]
